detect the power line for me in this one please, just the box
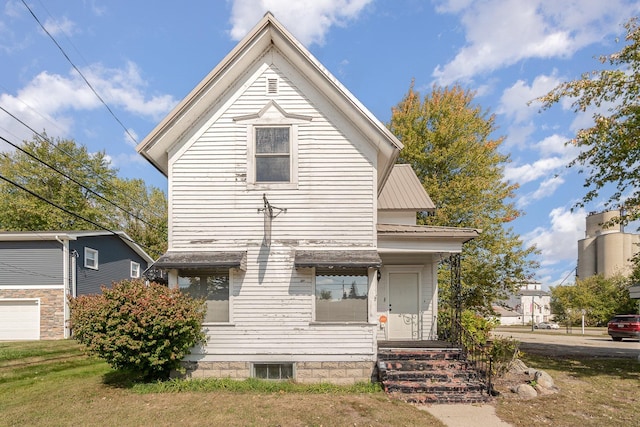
[20,0,138,146]
[0,172,119,235]
[0,134,159,230]
[0,104,165,222]
[0,172,156,253]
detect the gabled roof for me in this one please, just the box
[0,230,153,263]
[136,12,402,191]
[378,164,435,211]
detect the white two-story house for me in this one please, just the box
[137,13,478,384]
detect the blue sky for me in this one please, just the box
[1,0,639,288]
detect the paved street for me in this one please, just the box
[493,327,640,359]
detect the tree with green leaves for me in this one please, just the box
[550,274,637,326]
[388,84,538,311]
[537,17,640,226]
[0,134,167,258]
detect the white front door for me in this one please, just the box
[387,272,419,340]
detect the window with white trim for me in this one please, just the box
[315,270,368,322]
[178,272,230,323]
[255,126,290,182]
[84,247,98,270]
[130,261,140,278]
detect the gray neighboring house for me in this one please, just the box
[0,231,153,341]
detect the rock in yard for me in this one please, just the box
[534,370,556,389]
[512,383,538,399]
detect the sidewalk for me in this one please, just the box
[418,403,513,427]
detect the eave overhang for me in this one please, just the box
[377,223,481,253]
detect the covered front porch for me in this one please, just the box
[375,225,478,344]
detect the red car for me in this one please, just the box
[607,315,640,341]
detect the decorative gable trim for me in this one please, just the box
[232,100,313,123]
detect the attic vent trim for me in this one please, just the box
[267,78,278,95]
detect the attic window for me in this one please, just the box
[267,78,278,95]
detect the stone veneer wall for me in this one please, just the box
[0,289,65,339]
[181,361,375,384]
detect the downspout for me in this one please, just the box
[56,235,70,338]
[71,250,77,300]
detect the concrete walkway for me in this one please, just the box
[418,403,512,427]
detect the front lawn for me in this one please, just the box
[495,354,640,426]
[0,340,443,427]
[2,340,638,426]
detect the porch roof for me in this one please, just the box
[153,251,247,270]
[377,224,480,242]
[294,250,382,269]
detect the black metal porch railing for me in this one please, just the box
[451,318,494,396]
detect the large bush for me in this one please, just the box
[69,279,206,380]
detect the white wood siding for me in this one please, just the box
[169,50,376,250]
[187,244,376,362]
[169,48,378,362]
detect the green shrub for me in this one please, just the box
[489,336,521,376]
[460,310,497,346]
[69,279,206,380]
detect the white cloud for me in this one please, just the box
[498,73,563,124]
[523,206,586,267]
[518,175,565,208]
[505,134,577,183]
[504,155,564,185]
[228,0,372,46]
[432,0,635,85]
[3,1,22,18]
[109,152,148,169]
[0,62,176,144]
[503,122,534,149]
[82,62,177,120]
[43,16,79,37]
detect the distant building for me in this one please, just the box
[577,210,640,279]
[503,283,552,325]
[490,305,523,326]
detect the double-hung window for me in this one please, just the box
[234,97,310,189]
[130,261,141,278]
[255,126,290,182]
[84,247,98,270]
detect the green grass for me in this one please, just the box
[495,354,640,427]
[0,340,442,427]
[3,339,638,427]
[132,376,382,394]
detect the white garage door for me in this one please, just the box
[0,299,40,340]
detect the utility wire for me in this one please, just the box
[0,172,156,253]
[20,0,138,146]
[0,104,165,222]
[0,134,158,230]
[0,173,119,235]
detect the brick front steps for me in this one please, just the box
[378,348,493,404]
